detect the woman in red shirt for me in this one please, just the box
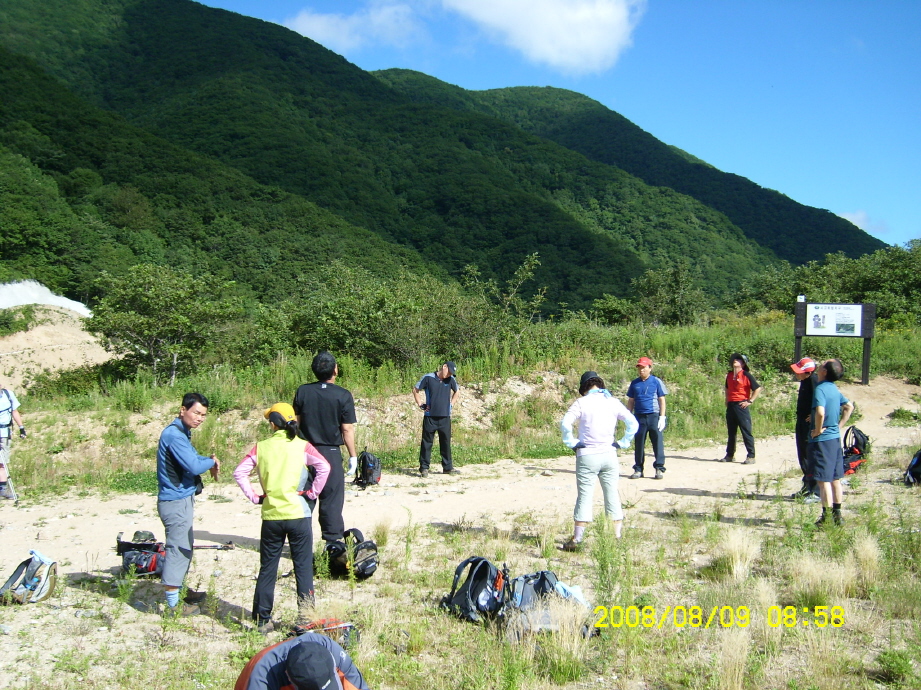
[720,353,762,463]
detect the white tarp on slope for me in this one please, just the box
[0,280,91,317]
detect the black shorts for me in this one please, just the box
[809,438,844,482]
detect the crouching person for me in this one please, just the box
[235,403,330,633]
[235,634,370,690]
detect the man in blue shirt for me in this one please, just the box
[809,359,854,526]
[157,392,220,614]
[413,361,459,477]
[626,357,668,480]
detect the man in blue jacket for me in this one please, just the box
[157,392,220,615]
[235,633,370,690]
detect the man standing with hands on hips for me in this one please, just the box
[293,351,357,545]
[414,361,459,477]
[720,353,761,464]
[157,392,219,615]
[627,357,668,480]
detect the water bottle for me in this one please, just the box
[24,576,40,591]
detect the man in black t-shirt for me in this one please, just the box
[413,361,459,477]
[293,351,357,543]
[790,357,819,500]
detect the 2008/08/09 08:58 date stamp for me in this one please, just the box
[593,605,845,629]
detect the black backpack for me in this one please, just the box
[440,557,506,623]
[116,531,166,577]
[904,449,921,486]
[325,528,378,579]
[353,450,382,489]
[843,426,869,475]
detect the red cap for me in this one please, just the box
[790,357,816,374]
[636,357,653,367]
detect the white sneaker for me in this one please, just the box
[803,493,821,504]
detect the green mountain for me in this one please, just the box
[0,46,433,302]
[0,0,883,310]
[373,70,885,263]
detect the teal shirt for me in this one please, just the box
[810,381,849,442]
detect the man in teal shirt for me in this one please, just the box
[809,359,854,526]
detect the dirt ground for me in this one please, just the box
[1,308,920,689]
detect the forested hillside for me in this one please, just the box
[374,70,886,264]
[1,0,797,308]
[0,47,434,302]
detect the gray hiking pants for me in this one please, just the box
[158,495,194,588]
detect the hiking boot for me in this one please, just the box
[742,456,756,465]
[184,590,207,604]
[165,603,201,617]
[815,512,830,527]
[562,539,582,552]
[0,485,14,499]
[443,468,461,475]
[718,456,734,463]
[419,469,429,478]
[654,469,665,480]
[803,493,821,505]
[629,471,642,479]
[832,511,843,526]
[256,619,275,634]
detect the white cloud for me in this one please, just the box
[440,0,646,74]
[284,2,420,53]
[839,210,889,238]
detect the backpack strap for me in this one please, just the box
[445,556,481,601]
[0,557,31,597]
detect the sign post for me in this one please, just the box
[794,302,875,384]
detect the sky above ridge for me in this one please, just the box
[199,0,920,247]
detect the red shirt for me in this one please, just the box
[725,370,759,402]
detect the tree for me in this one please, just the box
[632,261,709,325]
[85,264,242,383]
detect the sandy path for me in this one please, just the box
[2,377,918,583]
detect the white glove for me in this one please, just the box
[347,456,358,476]
[616,435,631,450]
[657,416,667,432]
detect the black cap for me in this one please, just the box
[729,353,749,371]
[580,371,600,388]
[286,641,339,690]
[444,361,456,376]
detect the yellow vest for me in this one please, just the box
[256,431,312,521]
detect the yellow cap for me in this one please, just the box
[264,403,296,423]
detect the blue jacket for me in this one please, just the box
[156,418,214,501]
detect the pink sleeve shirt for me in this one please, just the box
[234,441,331,504]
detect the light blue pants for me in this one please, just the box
[574,450,623,522]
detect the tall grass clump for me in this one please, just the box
[710,527,762,582]
[786,552,857,608]
[718,628,750,690]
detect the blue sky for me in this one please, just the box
[199,0,920,247]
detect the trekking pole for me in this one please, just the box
[4,471,19,503]
[193,542,235,550]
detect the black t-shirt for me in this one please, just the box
[292,381,357,446]
[796,373,818,419]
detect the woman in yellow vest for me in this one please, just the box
[234,403,330,633]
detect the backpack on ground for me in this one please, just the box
[290,618,360,649]
[324,528,378,579]
[116,530,166,577]
[0,550,58,604]
[503,569,594,639]
[843,425,869,475]
[353,450,382,489]
[440,556,506,623]
[904,449,921,486]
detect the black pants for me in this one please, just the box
[419,416,452,472]
[795,416,818,493]
[725,402,755,459]
[314,445,345,542]
[633,413,665,473]
[253,517,313,623]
